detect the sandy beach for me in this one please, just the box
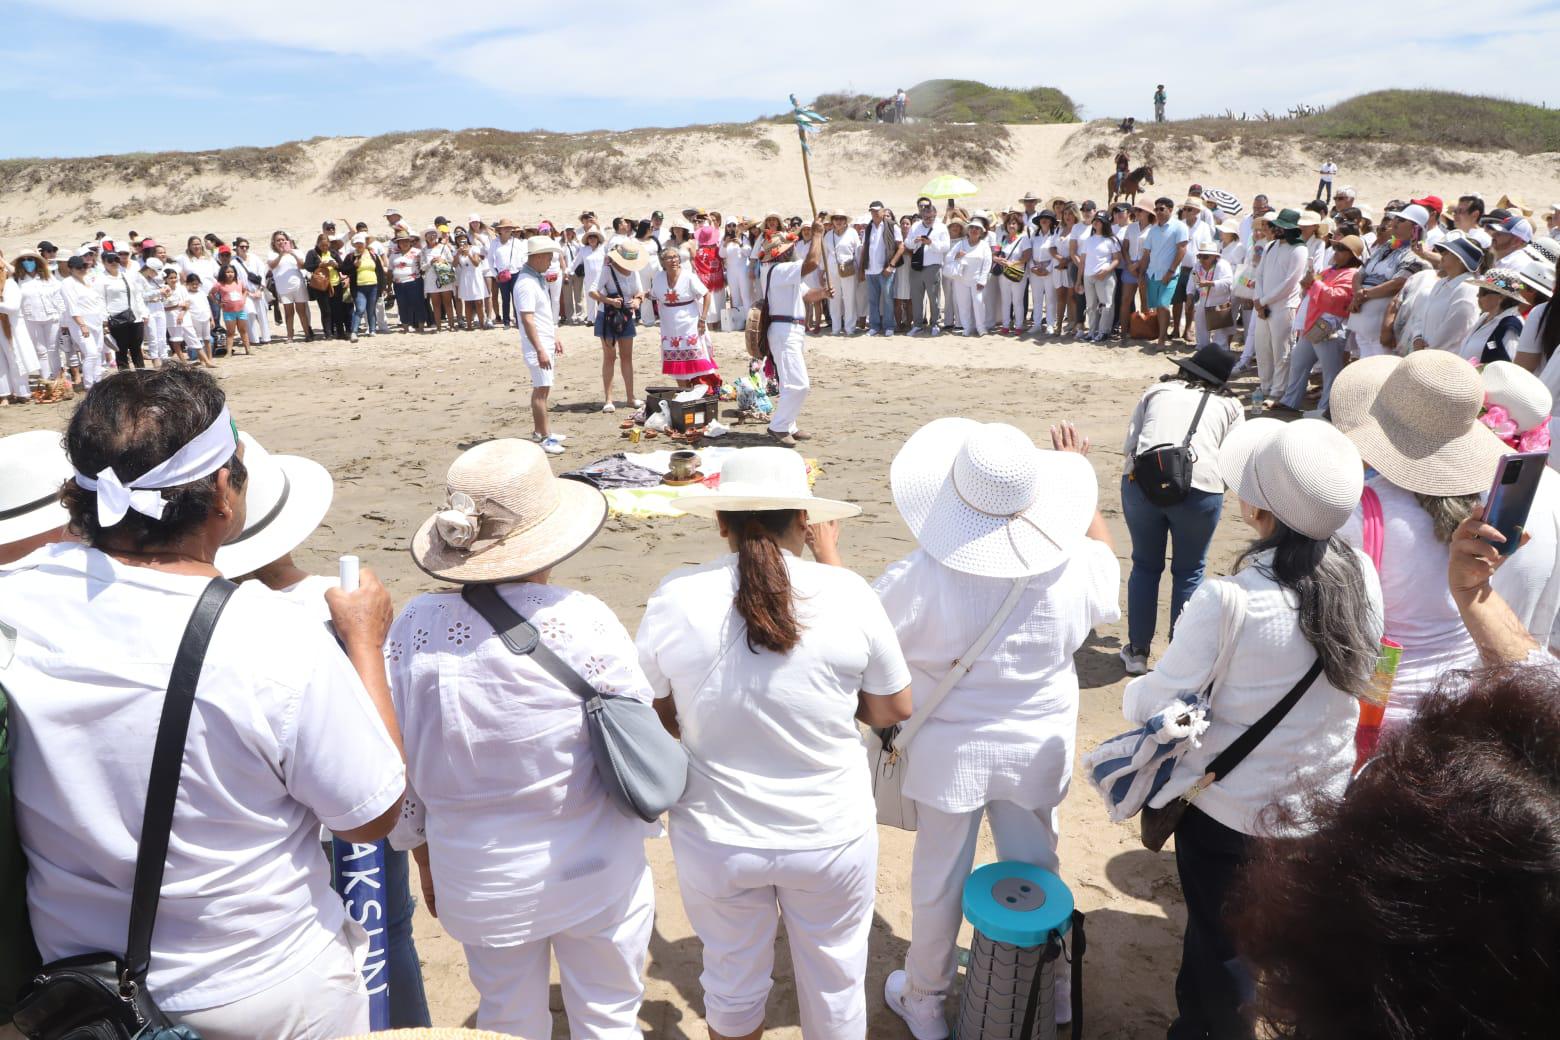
[1,319,1250,1039]
[7,115,1560,1039]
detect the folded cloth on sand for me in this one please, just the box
[560,453,665,490]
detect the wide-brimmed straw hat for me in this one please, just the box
[758,232,800,262]
[1482,360,1552,433]
[672,448,858,521]
[492,218,521,231]
[605,241,651,272]
[581,226,605,244]
[214,433,334,579]
[1217,418,1363,539]
[1328,355,1400,434]
[411,440,607,583]
[0,430,71,548]
[1345,351,1507,496]
[890,419,1096,579]
[1333,234,1367,261]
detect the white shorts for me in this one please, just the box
[671,823,877,1039]
[281,283,309,305]
[523,346,555,388]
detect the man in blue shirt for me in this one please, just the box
[1141,197,1189,346]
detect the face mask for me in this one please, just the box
[21,259,36,272]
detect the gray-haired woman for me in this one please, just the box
[1122,417,1383,1040]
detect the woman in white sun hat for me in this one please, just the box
[1457,267,1528,363]
[0,429,72,564]
[1472,360,1560,647]
[638,447,912,1040]
[1125,417,1382,1040]
[389,438,655,1038]
[211,432,433,1029]
[1336,350,1508,726]
[875,418,1117,1038]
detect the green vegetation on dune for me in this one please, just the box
[804,80,1078,125]
[1142,90,1560,155]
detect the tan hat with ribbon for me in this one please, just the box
[1345,350,1507,496]
[411,440,606,583]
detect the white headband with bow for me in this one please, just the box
[73,407,238,527]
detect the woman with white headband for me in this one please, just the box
[876,419,1118,1038]
[0,366,407,1039]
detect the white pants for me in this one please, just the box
[1350,297,1392,358]
[673,824,877,1039]
[998,275,1025,328]
[247,298,271,343]
[1027,274,1052,330]
[1253,303,1297,395]
[767,325,809,434]
[904,801,1070,1021]
[177,921,369,1040]
[464,865,653,1039]
[984,273,1002,328]
[173,322,204,359]
[144,310,169,359]
[828,265,857,333]
[941,270,960,327]
[853,277,868,328]
[67,323,106,388]
[1193,304,1231,349]
[953,280,986,335]
[547,277,563,323]
[26,318,62,377]
[0,332,28,397]
[726,271,748,314]
[1084,273,1117,336]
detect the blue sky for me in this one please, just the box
[6,1,1560,159]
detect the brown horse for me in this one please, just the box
[1108,165,1154,206]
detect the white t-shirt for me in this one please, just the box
[1081,234,1122,277]
[1181,220,1214,269]
[0,544,404,1012]
[903,221,950,267]
[874,545,1119,813]
[1122,221,1147,263]
[1066,223,1088,263]
[761,260,806,324]
[1319,161,1337,182]
[863,219,902,273]
[1338,476,1479,724]
[386,584,651,945]
[177,254,219,294]
[636,552,911,850]
[514,269,554,363]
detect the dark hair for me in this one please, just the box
[1154,196,1175,209]
[1459,193,1486,219]
[217,265,237,283]
[1234,523,1377,694]
[1275,226,1304,245]
[1090,214,1113,238]
[1303,200,1328,217]
[1233,666,1560,1040]
[60,366,245,551]
[719,509,802,654]
[1535,254,1560,359]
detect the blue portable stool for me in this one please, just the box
[956,862,1085,1039]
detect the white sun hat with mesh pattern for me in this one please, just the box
[1217,418,1363,539]
[890,418,1097,578]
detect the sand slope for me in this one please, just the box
[7,121,1560,255]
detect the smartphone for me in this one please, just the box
[1484,451,1547,556]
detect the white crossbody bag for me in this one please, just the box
[870,577,1029,831]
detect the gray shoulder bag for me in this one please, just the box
[462,584,688,822]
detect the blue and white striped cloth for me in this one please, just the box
[1085,697,1210,823]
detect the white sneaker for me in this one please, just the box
[884,970,948,1040]
[929,325,942,336]
[1120,645,1149,676]
[602,402,616,413]
[540,436,565,455]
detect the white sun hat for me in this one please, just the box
[890,418,1097,578]
[1328,354,1401,434]
[673,447,859,521]
[0,430,72,550]
[214,432,335,579]
[1217,418,1363,539]
[1481,360,1553,434]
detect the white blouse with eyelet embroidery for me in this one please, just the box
[384,582,654,946]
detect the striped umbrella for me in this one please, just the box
[1202,188,1242,217]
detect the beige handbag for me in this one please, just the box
[870,578,1028,831]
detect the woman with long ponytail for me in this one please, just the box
[638,447,911,1040]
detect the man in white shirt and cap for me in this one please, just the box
[904,200,950,336]
[515,236,567,455]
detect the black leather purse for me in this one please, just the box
[12,579,236,1040]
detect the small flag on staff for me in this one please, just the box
[789,93,828,154]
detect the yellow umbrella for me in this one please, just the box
[919,174,980,200]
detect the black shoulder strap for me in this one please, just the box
[1205,657,1324,783]
[123,576,237,984]
[1180,388,1212,451]
[460,584,600,705]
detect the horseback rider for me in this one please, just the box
[1115,148,1131,193]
